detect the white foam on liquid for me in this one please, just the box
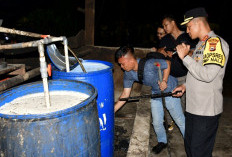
[71,62,109,72]
[0,91,90,115]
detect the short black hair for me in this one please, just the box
[115,45,134,62]
[162,14,177,22]
[162,14,182,29]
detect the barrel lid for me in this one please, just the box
[46,44,79,71]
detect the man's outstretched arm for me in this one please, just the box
[114,88,132,112]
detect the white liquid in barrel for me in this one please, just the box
[71,62,109,72]
[0,91,89,115]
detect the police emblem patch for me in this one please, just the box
[208,38,219,51]
[203,37,225,67]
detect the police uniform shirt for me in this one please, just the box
[183,31,229,116]
[123,59,178,95]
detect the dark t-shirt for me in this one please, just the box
[159,33,197,77]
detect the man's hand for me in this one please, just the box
[172,84,186,97]
[166,51,173,58]
[158,80,167,91]
[151,47,157,52]
[157,47,168,57]
[176,43,190,60]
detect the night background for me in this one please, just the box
[0,0,231,46]
[0,1,232,155]
[0,0,232,78]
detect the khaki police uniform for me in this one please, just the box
[183,31,229,116]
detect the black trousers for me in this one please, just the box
[184,112,220,157]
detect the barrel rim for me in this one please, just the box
[53,60,113,75]
[0,80,98,120]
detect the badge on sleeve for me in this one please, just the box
[203,37,225,67]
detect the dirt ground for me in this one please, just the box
[114,81,232,157]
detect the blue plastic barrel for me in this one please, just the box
[52,60,114,157]
[0,80,100,157]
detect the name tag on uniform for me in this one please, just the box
[195,51,203,54]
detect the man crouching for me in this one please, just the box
[114,45,185,154]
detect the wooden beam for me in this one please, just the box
[0,67,40,92]
[0,64,25,75]
[85,0,95,46]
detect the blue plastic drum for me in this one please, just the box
[52,60,114,157]
[0,80,100,157]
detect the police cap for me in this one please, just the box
[181,7,208,25]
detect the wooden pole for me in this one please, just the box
[85,0,95,46]
[0,67,40,92]
[0,27,45,38]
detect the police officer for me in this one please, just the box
[173,7,229,157]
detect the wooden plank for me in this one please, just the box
[85,0,95,45]
[8,64,26,75]
[0,64,25,75]
[0,67,40,92]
